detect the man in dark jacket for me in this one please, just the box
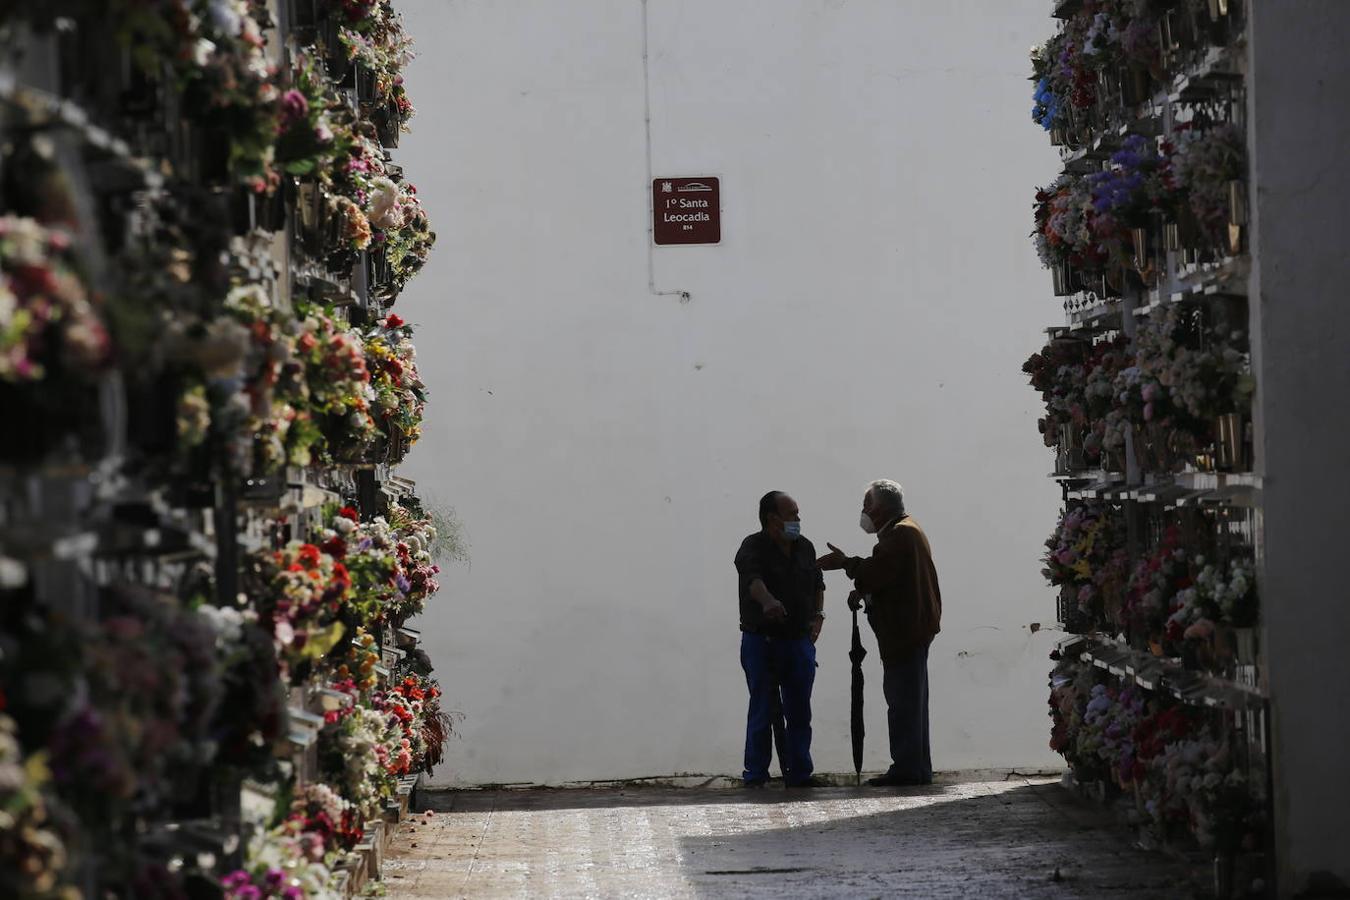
[734,491,827,788]
[818,479,941,786]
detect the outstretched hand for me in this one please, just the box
[817,543,848,571]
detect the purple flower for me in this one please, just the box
[221,871,252,890]
[265,868,286,887]
[283,888,305,900]
[395,574,411,594]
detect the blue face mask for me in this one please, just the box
[782,521,802,541]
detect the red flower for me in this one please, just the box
[339,506,360,521]
[385,313,405,328]
[298,544,322,567]
[321,536,347,560]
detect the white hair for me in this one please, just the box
[866,479,906,518]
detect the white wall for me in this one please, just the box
[395,0,1065,785]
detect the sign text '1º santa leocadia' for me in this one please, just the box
[653,177,721,245]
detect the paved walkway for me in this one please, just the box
[382,776,1200,898]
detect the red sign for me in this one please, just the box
[653,177,721,245]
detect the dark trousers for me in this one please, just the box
[740,633,816,785]
[882,643,932,782]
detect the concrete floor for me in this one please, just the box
[382,776,1203,899]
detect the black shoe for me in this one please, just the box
[865,774,932,787]
[742,779,767,789]
[785,776,828,788]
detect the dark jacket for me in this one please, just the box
[844,516,941,664]
[735,531,825,639]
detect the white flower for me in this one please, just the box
[226,282,273,311]
[199,605,246,646]
[334,516,357,535]
[367,178,408,230]
[193,38,217,67]
[207,0,242,36]
[0,556,27,590]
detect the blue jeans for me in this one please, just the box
[882,644,932,782]
[741,633,816,785]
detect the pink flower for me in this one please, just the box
[280,89,309,127]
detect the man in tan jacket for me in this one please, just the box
[818,479,941,786]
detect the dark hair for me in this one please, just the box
[758,491,786,528]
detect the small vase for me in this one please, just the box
[1228,180,1248,226]
[1131,226,1149,271]
[1234,627,1257,666]
[1214,413,1246,471]
[1052,262,1073,297]
[1164,221,1180,253]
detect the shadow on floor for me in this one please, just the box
[674,782,1206,900]
[421,780,957,814]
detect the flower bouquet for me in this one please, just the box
[1171,123,1246,252]
[0,713,78,900]
[224,283,325,472]
[1165,555,1257,668]
[1031,2,1166,144]
[363,313,425,461]
[170,0,283,192]
[319,507,401,626]
[386,502,442,622]
[220,817,339,900]
[1043,502,1130,633]
[1112,305,1254,470]
[293,307,380,463]
[319,699,399,821]
[390,673,450,772]
[319,126,435,294]
[286,782,364,855]
[245,542,352,679]
[336,0,417,141]
[1,216,113,463]
[276,52,351,180]
[1122,526,1194,648]
[1024,335,1132,468]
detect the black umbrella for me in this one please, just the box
[849,607,867,785]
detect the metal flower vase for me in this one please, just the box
[1052,262,1074,297]
[1214,413,1247,471]
[296,181,328,256]
[1132,225,1149,272]
[1058,423,1086,472]
[1227,180,1247,256]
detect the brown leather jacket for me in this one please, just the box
[844,516,941,665]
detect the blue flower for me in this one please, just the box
[1032,77,1060,131]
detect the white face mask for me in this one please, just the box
[783,521,801,541]
[859,511,877,534]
